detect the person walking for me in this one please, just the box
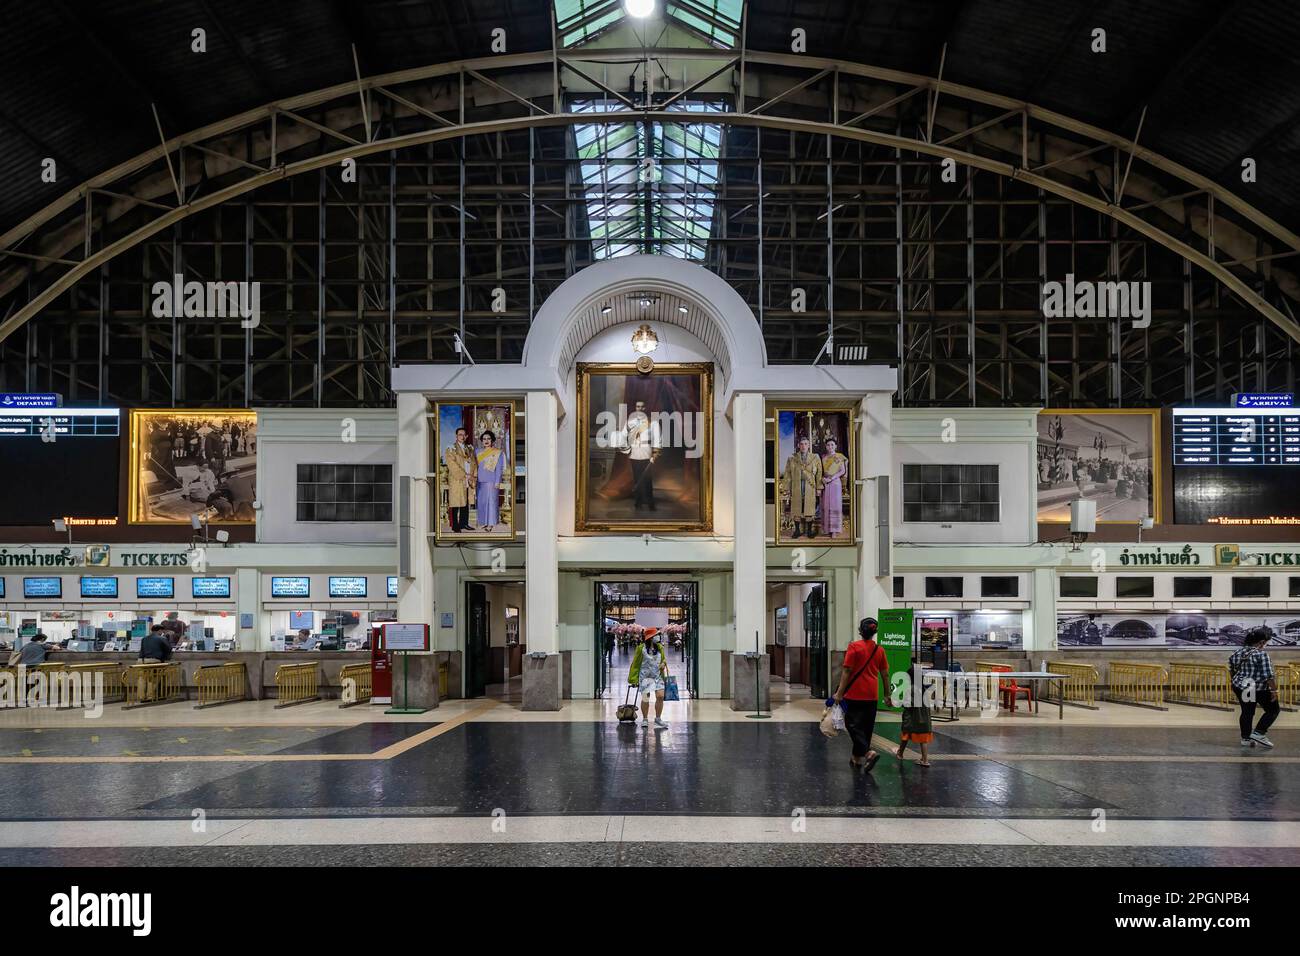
[830,617,891,771]
[895,659,934,767]
[1230,626,1280,749]
[628,627,670,730]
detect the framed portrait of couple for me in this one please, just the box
[434,402,515,542]
[773,405,855,546]
[575,362,714,534]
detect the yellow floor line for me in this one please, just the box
[0,700,498,765]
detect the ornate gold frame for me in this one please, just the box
[1036,408,1162,524]
[128,408,257,524]
[575,362,714,534]
[771,403,858,547]
[434,400,517,542]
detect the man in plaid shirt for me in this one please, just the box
[1229,627,1280,749]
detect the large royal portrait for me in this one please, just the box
[1036,409,1160,524]
[129,409,257,524]
[434,402,515,542]
[576,362,713,534]
[773,406,855,546]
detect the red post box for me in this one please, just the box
[370,624,393,703]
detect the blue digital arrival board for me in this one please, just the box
[328,576,367,598]
[271,576,310,598]
[136,577,175,598]
[79,576,119,598]
[192,576,231,598]
[23,577,62,598]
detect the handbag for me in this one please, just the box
[663,675,680,702]
[5,649,20,667]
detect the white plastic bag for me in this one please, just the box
[819,702,845,738]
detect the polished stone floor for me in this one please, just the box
[0,695,1295,865]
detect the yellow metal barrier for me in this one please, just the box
[337,662,372,708]
[1107,662,1168,709]
[66,662,126,705]
[124,662,185,708]
[1044,661,1101,708]
[1166,662,1235,710]
[195,662,247,709]
[274,661,321,708]
[1278,663,1300,711]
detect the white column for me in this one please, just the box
[396,391,434,629]
[1026,567,1056,656]
[732,391,765,653]
[525,390,559,654]
[235,567,261,650]
[856,392,893,623]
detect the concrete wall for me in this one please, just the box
[256,408,398,545]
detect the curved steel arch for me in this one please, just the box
[3,47,1298,344]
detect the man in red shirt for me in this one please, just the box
[831,617,890,771]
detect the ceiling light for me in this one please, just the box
[601,305,613,314]
[677,305,688,314]
[624,0,655,19]
[640,298,650,308]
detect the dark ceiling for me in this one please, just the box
[1,0,1298,234]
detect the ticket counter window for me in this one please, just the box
[270,610,389,651]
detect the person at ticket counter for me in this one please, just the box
[13,633,50,666]
[139,625,173,664]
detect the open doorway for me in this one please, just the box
[465,580,526,700]
[594,581,698,700]
[766,581,828,701]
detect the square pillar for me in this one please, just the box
[396,392,434,629]
[856,393,893,624]
[731,391,767,708]
[523,390,561,710]
[1026,567,1056,655]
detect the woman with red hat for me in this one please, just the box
[628,627,671,730]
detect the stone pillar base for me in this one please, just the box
[389,652,440,711]
[730,653,771,712]
[522,653,562,711]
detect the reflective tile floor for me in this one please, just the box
[0,697,1295,866]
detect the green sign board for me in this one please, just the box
[876,608,914,713]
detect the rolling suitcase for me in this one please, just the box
[616,684,640,722]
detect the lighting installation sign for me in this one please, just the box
[383,622,429,651]
[270,576,310,598]
[328,576,367,598]
[876,608,914,713]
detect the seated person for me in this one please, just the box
[139,625,173,663]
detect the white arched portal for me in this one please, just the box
[391,255,897,710]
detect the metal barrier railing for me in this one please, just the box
[274,661,321,708]
[338,662,372,708]
[195,662,247,709]
[1044,661,1101,708]
[66,662,126,705]
[1107,662,1168,709]
[1166,662,1235,710]
[1272,662,1299,713]
[124,662,185,709]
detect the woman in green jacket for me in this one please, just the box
[629,628,670,729]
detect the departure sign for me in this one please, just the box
[0,408,120,525]
[1174,407,1300,525]
[1172,408,1300,466]
[192,576,231,598]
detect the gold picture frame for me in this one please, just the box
[772,404,857,546]
[128,408,257,524]
[1036,408,1162,524]
[434,401,517,542]
[576,362,714,534]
